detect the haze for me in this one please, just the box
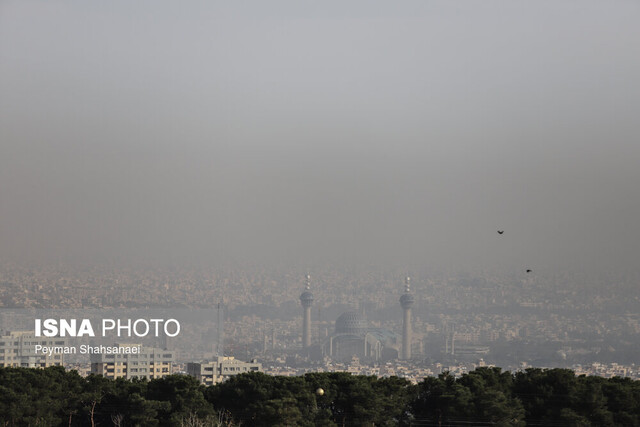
[1,1,639,274]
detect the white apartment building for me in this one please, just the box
[90,343,174,380]
[0,330,67,368]
[187,356,262,385]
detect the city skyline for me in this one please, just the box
[2,3,640,425]
[1,0,640,379]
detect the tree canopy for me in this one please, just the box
[1,366,640,426]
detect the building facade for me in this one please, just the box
[90,343,174,380]
[187,356,262,385]
[0,330,66,368]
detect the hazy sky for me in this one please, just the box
[1,1,639,273]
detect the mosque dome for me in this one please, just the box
[335,311,368,335]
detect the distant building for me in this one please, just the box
[187,356,262,385]
[217,302,224,356]
[90,343,174,380]
[299,275,314,349]
[321,311,399,362]
[0,330,67,368]
[399,277,415,359]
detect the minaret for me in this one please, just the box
[299,274,314,348]
[217,301,224,357]
[399,276,414,359]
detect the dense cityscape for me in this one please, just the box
[2,263,639,382]
[2,1,640,423]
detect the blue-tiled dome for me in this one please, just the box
[335,311,368,335]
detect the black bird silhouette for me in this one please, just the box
[497,230,504,234]
[526,269,532,273]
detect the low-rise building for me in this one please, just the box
[90,343,173,380]
[187,356,262,385]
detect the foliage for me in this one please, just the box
[2,366,640,426]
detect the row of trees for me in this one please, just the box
[1,366,640,426]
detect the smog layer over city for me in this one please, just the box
[1,0,640,381]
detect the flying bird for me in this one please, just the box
[497,230,504,234]
[526,269,532,273]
